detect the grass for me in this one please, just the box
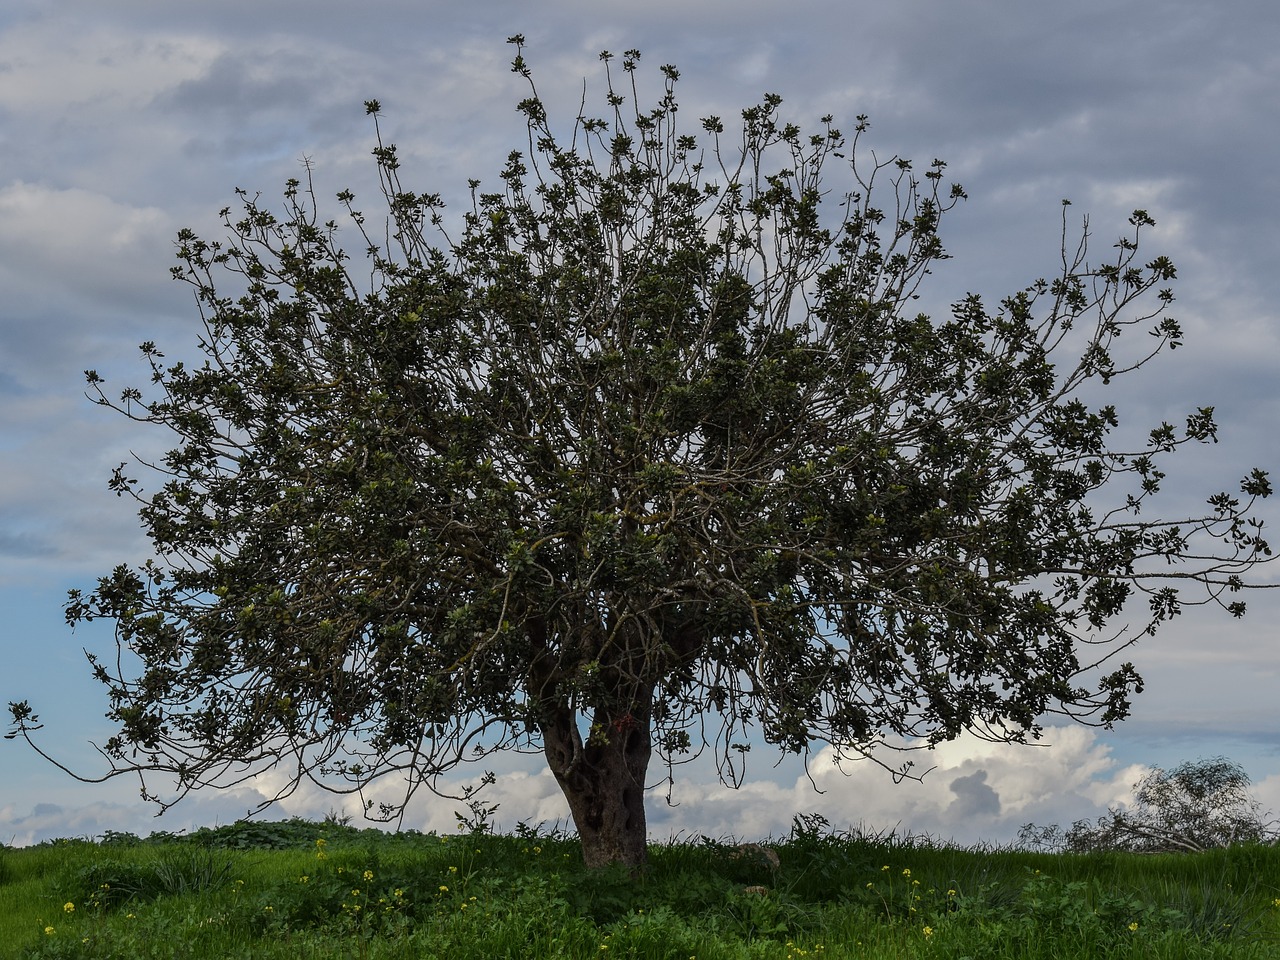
[1,816,1278,958]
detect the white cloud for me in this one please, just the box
[4,726,1149,848]
[654,727,1148,845]
[0,726,1145,848]
[0,789,272,848]
[0,181,175,318]
[1252,772,1280,824]
[0,24,220,113]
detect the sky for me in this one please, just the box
[2,0,1278,848]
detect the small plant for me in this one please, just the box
[454,776,500,837]
[64,859,154,910]
[322,808,353,827]
[62,847,233,911]
[720,886,809,941]
[147,847,233,897]
[96,830,142,847]
[1015,821,1066,853]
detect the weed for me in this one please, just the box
[62,847,233,911]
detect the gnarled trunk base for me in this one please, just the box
[542,704,652,870]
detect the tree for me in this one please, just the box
[8,40,1274,869]
[1065,758,1276,853]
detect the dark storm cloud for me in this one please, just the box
[948,770,1002,819]
[161,50,323,116]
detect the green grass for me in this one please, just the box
[2,817,1278,958]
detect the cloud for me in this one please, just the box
[0,386,160,584]
[288,726,1151,846]
[0,789,286,847]
[1252,772,1280,823]
[0,529,59,559]
[648,726,1150,846]
[0,181,177,326]
[1,727,1146,849]
[948,770,1001,819]
[0,23,218,114]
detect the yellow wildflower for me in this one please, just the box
[63,902,75,913]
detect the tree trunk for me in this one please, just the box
[541,695,652,870]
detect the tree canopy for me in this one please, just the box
[1066,757,1276,853]
[9,40,1274,868]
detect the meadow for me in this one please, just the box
[2,814,1278,959]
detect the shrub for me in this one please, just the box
[1067,757,1277,853]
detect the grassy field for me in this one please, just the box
[2,816,1278,958]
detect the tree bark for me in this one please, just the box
[541,694,653,870]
